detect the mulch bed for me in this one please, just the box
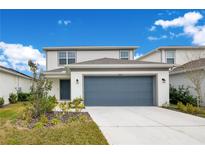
[17,112,91,129]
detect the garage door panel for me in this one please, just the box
[84,76,154,106]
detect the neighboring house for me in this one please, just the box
[170,58,205,106]
[43,46,172,106]
[0,65,32,104]
[137,46,205,66]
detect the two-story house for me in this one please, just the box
[137,46,205,66]
[43,46,172,106]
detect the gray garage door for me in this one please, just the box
[84,76,155,106]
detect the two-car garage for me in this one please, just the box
[69,58,171,107]
[84,76,156,106]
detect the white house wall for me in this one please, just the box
[46,50,134,71]
[139,51,161,63]
[170,72,205,106]
[71,70,169,106]
[139,49,205,65]
[175,49,205,65]
[0,71,32,104]
[48,78,60,100]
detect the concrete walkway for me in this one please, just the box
[86,107,205,145]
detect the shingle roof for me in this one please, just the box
[46,68,65,73]
[0,65,32,79]
[171,58,205,73]
[72,58,167,65]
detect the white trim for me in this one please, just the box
[43,46,139,51]
[165,50,176,64]
[170,66,205,75]
[67,64,173,69]
[119,50,130,60]
[0,67,32,80]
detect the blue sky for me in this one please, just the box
[0,9,205,75]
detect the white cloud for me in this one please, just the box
[169,32,185,39]
[147,35,167,41]
[155,12,203,28]
[0,42,45,71]
[154,11,205,45]
[58,19,71,26]
[149,26,156,32]
[134,53,144,59]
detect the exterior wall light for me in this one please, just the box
[76,79,79,84]
[162,78,166,83]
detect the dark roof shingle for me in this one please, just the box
[0,65,32,78]
[73,58,167,65]
[171,58,205,73]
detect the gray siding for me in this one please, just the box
[84,76,154,106]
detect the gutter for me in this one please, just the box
[0,67,32,80]
[66,64,173,69]
[43,46,139,51]
[170,66,205,75]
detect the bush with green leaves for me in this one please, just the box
[39,114,48,125]
[177,102,187,112]
[17,92,31,102]
[177,102,202,115]
[170,85,197,106]
[186,103,199,114]
[69,97,85,112]
[0,97,4,107]
[51,118,60,125]
[34,122,44,129]
[59,102,68,115]
[39,95,58,114]
[8,93,18,104]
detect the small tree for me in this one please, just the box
[28,60,52,117]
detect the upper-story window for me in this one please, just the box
[67,51,76,64]
[166,50,175,64]
[59,51,67,65]
[120,50,129,60]
[58,51,76,65]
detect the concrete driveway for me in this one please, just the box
[86,107,205,145]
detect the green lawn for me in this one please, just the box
[0,103,108,145]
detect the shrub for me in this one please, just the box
[51,118,60,125]
[59,102,68,115]
[40,95,58,114]
[34,122,44,128]
[39,114,48,125]
[186,103,200,114]
[170,85,197,106]
[177,102,187,112]
[8,93,18,104]
[20,103,35,123]
[69,97,85,112]
[0,97,4,107]
[17,92,31,102]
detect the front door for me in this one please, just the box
[60,79,70,100]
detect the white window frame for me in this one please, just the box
[58,51,76,65]
[120,50,130,60]
[67,51,76,64]
[58,51,67,65]
[166,50,175,64]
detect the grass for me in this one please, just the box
[162,103,205,118]
[0,103,25,122]
[0,103,108,145]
